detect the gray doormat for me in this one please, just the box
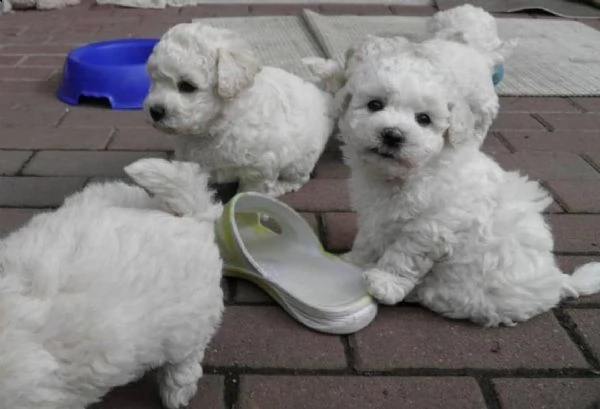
[435,0,600,19]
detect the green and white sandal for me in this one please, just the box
[215,192,378,334]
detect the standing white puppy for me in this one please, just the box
[336,36,600,327]
[145,23,335,197]
[0,159,224,409]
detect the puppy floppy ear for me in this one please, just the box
[216,48,261,98]
[446,99,476,147]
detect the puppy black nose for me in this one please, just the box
[149,105,166,122]
[380,128,405,148]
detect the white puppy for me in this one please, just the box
[0,158,224,409]
[336,37,600,327]
[145,23,335,197]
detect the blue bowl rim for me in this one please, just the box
[67,38,160,69]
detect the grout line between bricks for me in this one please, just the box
[223,372,240,409]
[103,127,119,150]
[476,377,502,409]
[492,131,517,153]
[54,108,70,128]
[566,97,588,113]
[540,181,569,213]
[530,113,554,132]
[554,308,600,371]
[580,153,600,174]
[15,151,37,176]
[341,335,358,374]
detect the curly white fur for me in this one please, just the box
[145,23,335,197]
[337,36,600,327]
[0,158,224,409]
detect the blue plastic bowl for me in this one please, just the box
[492,64,504,86]
[57,38,159,110]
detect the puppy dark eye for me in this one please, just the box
[367,99,385,112]
[415,113,431,126]
[177,81,197,93]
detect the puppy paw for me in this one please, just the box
[364,268,409,305]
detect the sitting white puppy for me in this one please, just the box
[145,23,335,197]
[0,158,224,409]
[336,37,600,327]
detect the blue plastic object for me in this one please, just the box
[492,64,504,86]
[57,38,159,110]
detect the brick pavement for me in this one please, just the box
[1,2,599,409]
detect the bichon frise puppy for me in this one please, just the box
[335,36,600,327]
[144,22,335,197]
[0,158,224,409]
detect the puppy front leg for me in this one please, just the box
[364,241,434,305]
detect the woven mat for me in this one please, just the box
[302,10,600,96]
[192,16,324,79]
[435,0,600,19]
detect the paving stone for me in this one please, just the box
[499,97,581,113]
[0,44,72,55]
[352,307,588,370]
[0,208,46,238]
[0,176,86,207]
[249,3,319,15]
[0,127,112,150]
[493,152,600,181]
[1,104,67,128]
[319,4,392,15]
[20,55,69,66]
[233,279,275,304]
[490,113,546,130]
[572,97,600,113]
[205,306,347,369]
[323,212,357,253]
[60,107,147,128]
[565,309,600,362]
[0,55,23,66]
[548,215,600,253]
[499,130,600,153]
[481,132,511,155]
[389,5,437,15]
[0,150,32,175]
[239,376,487,409]
[313,157,350,179]
[281,179,350,212]
[538,113,600,131]
[493,378,600,409]
[0,67,54,81]
[108,128,176,151]
[586,151,600,169]
[179,4,250,17]
[546,180,600,213]
[91,374,225,409]
[23,151,168,177]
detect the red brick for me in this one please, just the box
[499,97,580,113]
[23,151,168,177]
[280,179,350,212]
[546,180,600,213]
[565,309,600,361]
[0,67,54,81]
[558,256,600,305]
[353,307,588,370]
[20,55,67,67]
[538,113,600,131]
[493,152,600,181]
[490,113,546,130]
[493,378,600,409]
[0,208,46,238]
[205,306,347,369]
[0,176,86,207]
[179,4,250,17]
[571,97,600,113]
[234,279,275,304]
[239,376,486,409]
[93,374,225,409]
[61,107,147,127]
[108,128,176,151]
[0,55,23,66]
[0,127,112,150]
[319,4,392,15]
[323,212,356,253]
[0,150,33,175]
[548,215,600,253]
[499,130,600,153]
[249,4,319,15]
[389,5,437,15]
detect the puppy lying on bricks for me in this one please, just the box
[0,158,224,409]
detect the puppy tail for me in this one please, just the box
[563,262,600,298]
[302,57,346,93]
[124,158,223,222]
